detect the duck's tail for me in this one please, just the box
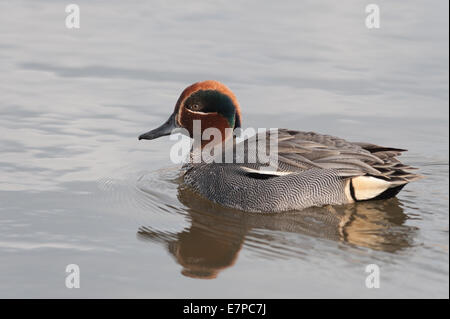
[348,143,423,202]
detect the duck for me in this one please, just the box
[138,80,421,213]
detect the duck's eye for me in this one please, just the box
[189,104,201,111]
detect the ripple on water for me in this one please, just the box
[98,166,190,234]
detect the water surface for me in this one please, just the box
[0,0,448,298]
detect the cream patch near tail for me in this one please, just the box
[350,176,393,201]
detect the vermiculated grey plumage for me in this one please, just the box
[182,129,422,212]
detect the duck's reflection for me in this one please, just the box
[137,186,416,279]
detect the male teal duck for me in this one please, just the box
[139,81,421,213]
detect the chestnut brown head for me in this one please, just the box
[138,81,242,142]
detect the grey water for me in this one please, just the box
[0,0,448,298]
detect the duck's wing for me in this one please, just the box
[274,130,379,176]
[274,129,421,181]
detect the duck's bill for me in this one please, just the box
[138,113,178,141]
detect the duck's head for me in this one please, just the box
[138,80,242,142]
